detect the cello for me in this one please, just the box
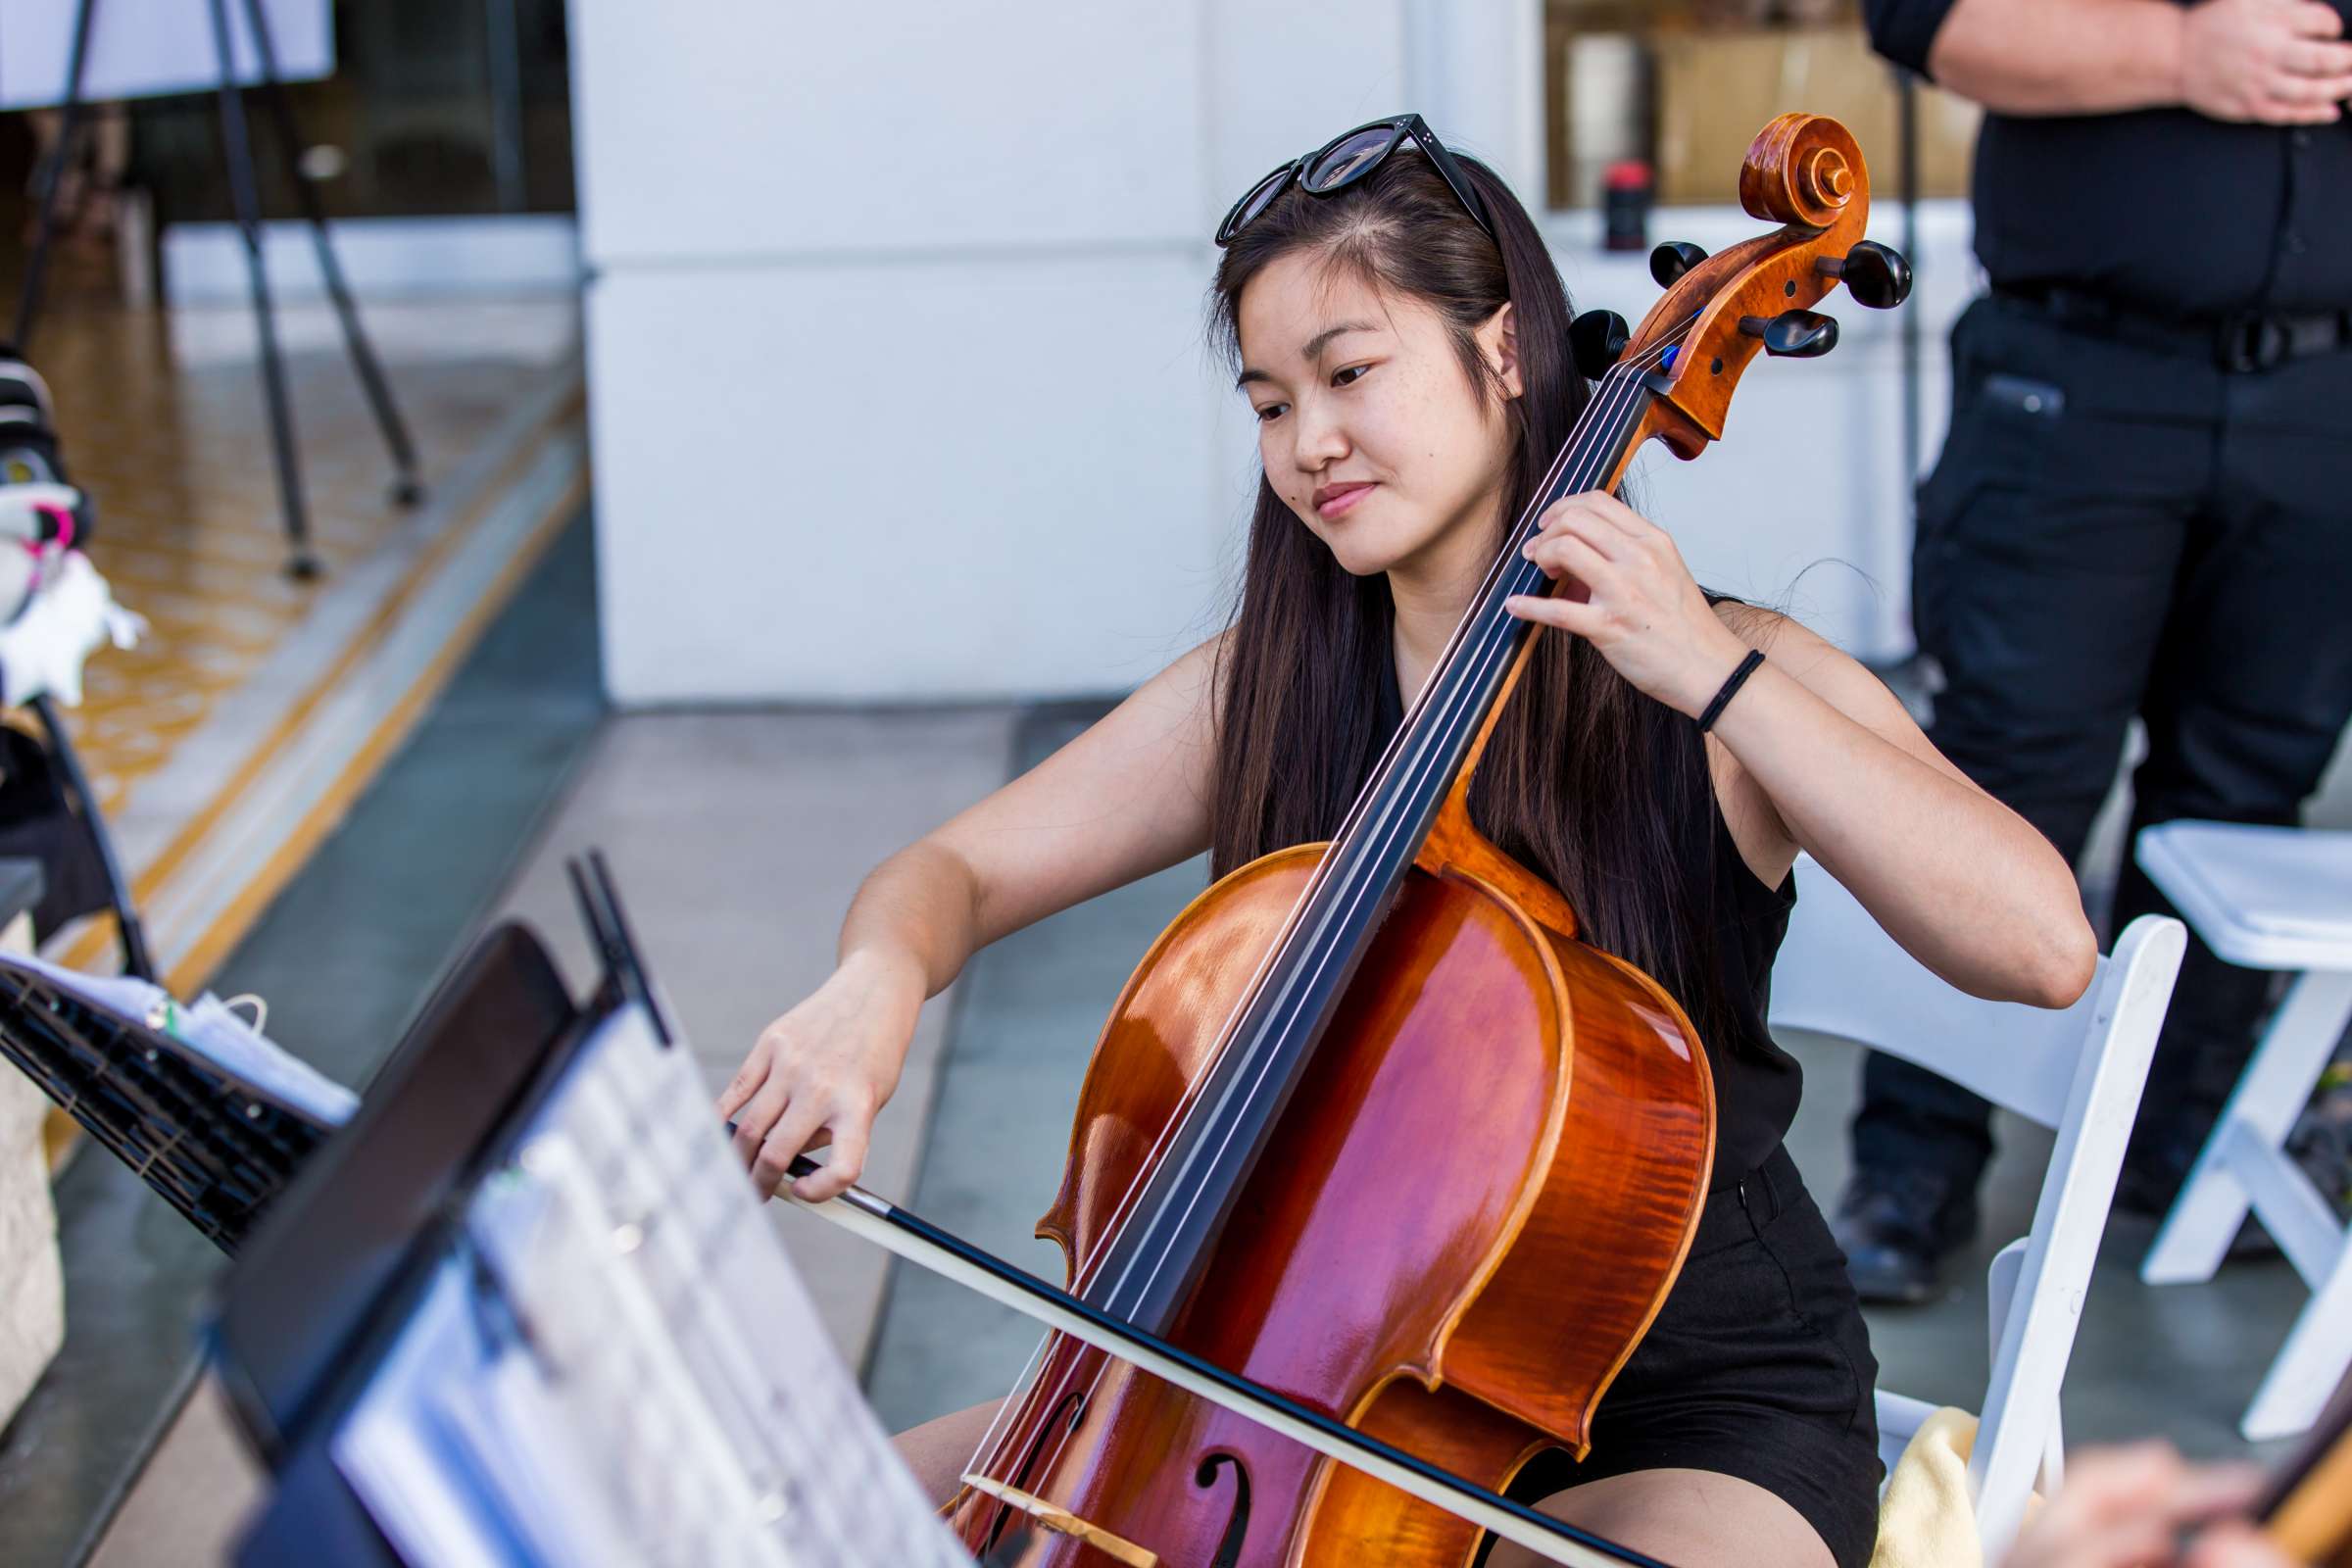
[802,112,1912,1567]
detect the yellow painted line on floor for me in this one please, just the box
[160,466,589,998]
[55,395,583,979]
[43,444,588,1170]
[122,387,584,911]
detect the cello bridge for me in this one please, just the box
[959,1474,1160,1567]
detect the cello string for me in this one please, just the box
[1058,378,1601,1292]
[966,321,1690,1510]
[956,1330,1058,1512]
[1010,395,1600,1329]
[973,331,1684,1509]
[1099,329,1680,1324]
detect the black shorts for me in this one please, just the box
[1492,1145,1884,1568]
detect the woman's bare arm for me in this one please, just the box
[1704,608,2097,1009]
[1512,492,2096,1010]
[719,634,1226,1200]
[1918,0,2352,122]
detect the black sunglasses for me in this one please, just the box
[1215,113,1495,249]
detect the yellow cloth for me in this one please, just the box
[1869,1406,2046,1568]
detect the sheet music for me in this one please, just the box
[331,1004,972,1568]
[0,952,360,1125]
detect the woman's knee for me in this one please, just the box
[1488,1468,1836,1568]
[893,1397,1006,1507]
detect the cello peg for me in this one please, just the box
[1816,241,1912,310]
[1740,309,1840,359]
[1568,310,1631,380]
[1649,241,1709,289]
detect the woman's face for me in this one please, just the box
[1236,252,1521,582]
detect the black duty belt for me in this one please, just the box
[1994,283,2352,374]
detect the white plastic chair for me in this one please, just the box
[2136,821,2352,1441]
[1768,858,2187,1560]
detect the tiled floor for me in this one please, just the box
[43,298,578,824]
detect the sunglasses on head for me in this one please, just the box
[1215,113,1495,249]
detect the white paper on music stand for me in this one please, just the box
[0,951,360,1125]
[331,1004,973,1567]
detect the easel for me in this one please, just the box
[14,0,426,581]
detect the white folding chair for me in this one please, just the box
[1768,858,2186,1560]
[2136,821,2352,1441]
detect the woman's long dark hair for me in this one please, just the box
[1207,143,1745,1054]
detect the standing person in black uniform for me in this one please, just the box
[1840,0,2352,1300]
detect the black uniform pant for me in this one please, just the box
[1853,292,2352,1200]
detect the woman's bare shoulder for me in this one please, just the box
[1152,626,1234,712]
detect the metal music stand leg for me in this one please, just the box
[236,0,425,510]
[203,0,321,580]
[27,694,154,981]
[11,0,101,353]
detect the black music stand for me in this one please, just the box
[16,0,426,580]
[0,953,335,1250]
[210,855,637,1553]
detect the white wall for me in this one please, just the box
[572,0,1972,705]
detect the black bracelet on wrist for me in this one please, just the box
[1696,649,1767,733]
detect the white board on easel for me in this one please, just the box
[0,0,333,111]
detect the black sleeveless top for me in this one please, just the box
[1371,654,1802,1192]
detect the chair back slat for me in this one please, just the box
[1967,913,2181,1551]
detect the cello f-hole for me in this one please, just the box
[1195,1451,1252,1568]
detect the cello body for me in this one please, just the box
[944,843,1713,1566]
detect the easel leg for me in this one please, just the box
[204,0,318,580]
[237,0,425,508]
[11,0,101,353]
[28,696,153,980]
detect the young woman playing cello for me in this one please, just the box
[717,118,2095,1568]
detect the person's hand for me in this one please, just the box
[2180,0,2352,124]
[716,948,923,1202]
[2001,1442,2287,1568]
[1503,491,1752,720]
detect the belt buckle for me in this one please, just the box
[2219,311,2290,373]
